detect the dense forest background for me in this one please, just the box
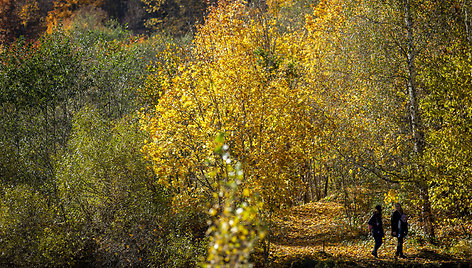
[1,0,472,266]
[0,0,211,43]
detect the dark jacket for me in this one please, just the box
[391,210,401,236]
[391,210,408,238]
[368,212,384,237]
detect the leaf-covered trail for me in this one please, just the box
[269,201,466,267]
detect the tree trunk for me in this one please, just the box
[463,1,472,79]
[464,0,471,43]
[324,167,329,198]
[404,0,435,239]
[419,184,435,239]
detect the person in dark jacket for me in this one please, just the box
[368,205,384,258]
[391,203,408,258]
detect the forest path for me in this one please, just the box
[268,201,465,267]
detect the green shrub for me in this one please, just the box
[53,107,207,266]
[0,184,54,265]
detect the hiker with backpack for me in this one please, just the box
[391,203,408,259]
[368,205,384,258]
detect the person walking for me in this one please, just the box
[391,203,408,258]
[368,205,384,258]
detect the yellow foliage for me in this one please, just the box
[384,189,399,206]
[18,0,39,27]
[140,0,331,211]
[205,165,265,267]
[266,0,294,16]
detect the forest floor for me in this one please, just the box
[266,201,471,267]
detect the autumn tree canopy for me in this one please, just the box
[141,0,472,238]
[1,0,472,266]
[140,0,336,211]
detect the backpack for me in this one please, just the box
[399,214,408,237]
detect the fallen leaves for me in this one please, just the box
[269,201,468,267]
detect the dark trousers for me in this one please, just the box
[373,235,383,254]
[396,236,404,256]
